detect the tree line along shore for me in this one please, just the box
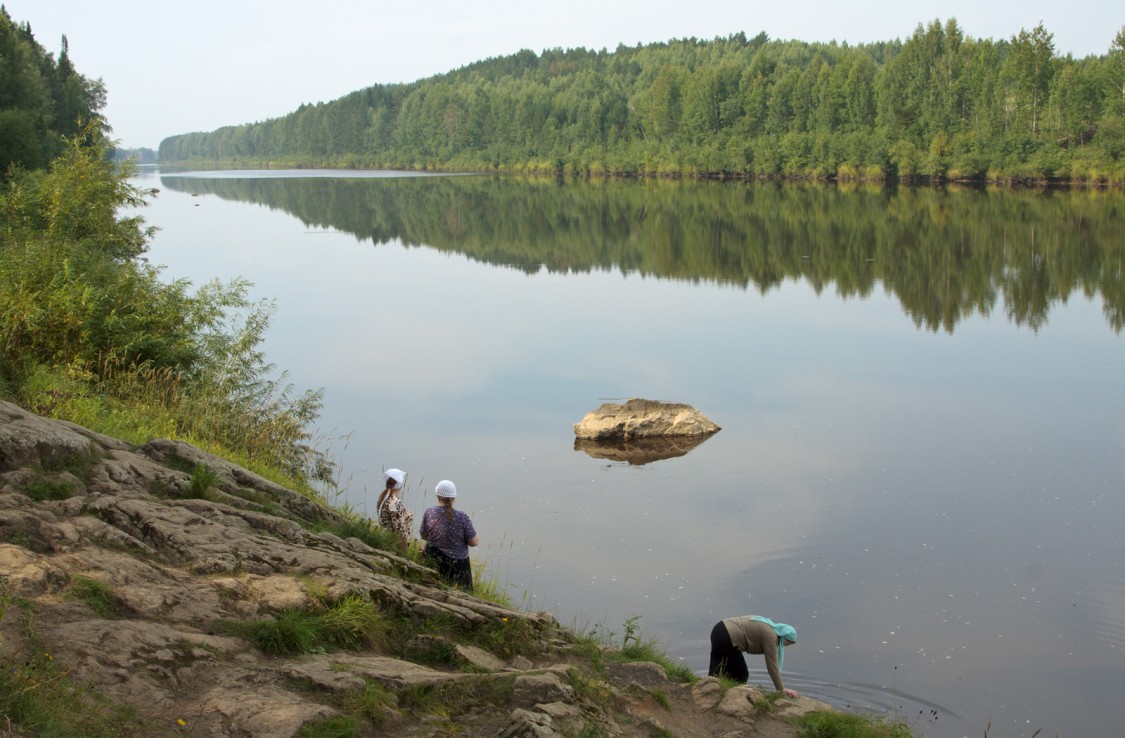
[158,20,1125,184]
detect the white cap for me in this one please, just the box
[384,468,405,490]
[435,480,457,498]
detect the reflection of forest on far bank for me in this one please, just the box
[160,173,1125,333]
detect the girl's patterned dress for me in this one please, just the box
[379,495,413,546]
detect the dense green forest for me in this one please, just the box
[0,7,107,173]
[0,7,329,487]
[161,19,1125,182]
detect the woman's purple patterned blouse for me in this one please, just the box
[419,506,477,560]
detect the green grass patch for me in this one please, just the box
[319,516,399,551]
[216,594,387,656]
[615,638,696,684]
[229,486,279,511]
[40,449,98,481]
[298,575,331,604]
[336,680,398,726]
[564,667,614,705]
[397,675,514,717]
[469,553,520,608]
[575,614,696,685]
[294,714,360,738]
[401,635,457,666]
[188,463,221,500]
[793,710,915,738]
[473,611,540,659]
[24,475,79,502]
[319,594,387,651]
[715,673,743,691]
[2,531,33,547]
[395,683,443,715]
[63,575,127,618]
[12,352,330,508]
[471,569,514,608]
[0,651,145,737]
[389,607,541,662]
[649,687,671,710]
[752,689,781,712]
[235,610,322,655]
[306,517,435,580]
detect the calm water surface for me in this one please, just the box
[139,169,1124,737]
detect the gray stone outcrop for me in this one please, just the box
[1,400,832,736]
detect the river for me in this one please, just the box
[136,168,1125,737]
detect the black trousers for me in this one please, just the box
[708,620,748,683]
[423,545,474,591]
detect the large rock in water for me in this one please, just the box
[573,398,720,440]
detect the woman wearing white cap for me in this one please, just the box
[419,479,478,590]
[376,468,412,552]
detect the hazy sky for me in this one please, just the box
[6,0,1122,149]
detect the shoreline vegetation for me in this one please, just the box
[157,19,1125,185]
[156,160,1125,187]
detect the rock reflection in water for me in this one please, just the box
[573,434,715,465]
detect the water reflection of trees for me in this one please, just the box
[160,174,1125,333]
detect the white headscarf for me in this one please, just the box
[384,468,405,490]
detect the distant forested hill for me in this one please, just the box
[159,20,1125,183]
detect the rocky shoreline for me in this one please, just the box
[0,400,830,736]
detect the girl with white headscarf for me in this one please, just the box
[376,468,412,552]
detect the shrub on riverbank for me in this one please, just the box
[0,126,331,492]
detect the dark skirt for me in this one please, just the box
[708,620,748,683]
[423,545,474,591]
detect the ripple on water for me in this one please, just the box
[787,675,958,731]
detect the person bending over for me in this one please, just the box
[708,615,799,698]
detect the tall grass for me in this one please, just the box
[470,551,517,608]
